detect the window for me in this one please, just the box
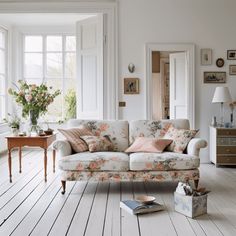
[23,34,76,121]
[0,27,7,123]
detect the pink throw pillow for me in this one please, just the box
[125,137,172,153]
[58,125,93,153]
[80,135,114,152]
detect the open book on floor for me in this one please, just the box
[120,200,164,215]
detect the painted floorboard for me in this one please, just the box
[0,153,236,236]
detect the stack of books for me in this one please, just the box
[120,200,164,215]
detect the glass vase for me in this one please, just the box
[29,110,40,136]
[11,127,19,136]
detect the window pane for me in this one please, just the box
[25,36,42,52]
[24,53,43,78]
[47,36,62,52]
[0,96,6,122]
[0,75,5,95]
[64,78,77,119]
[0,31,5,48]
[25,78,43,85]
[0,50,5,74]
[46,53,63,78]
[65,53,76,78]
[44,79,62,120]
[66,36,76,51]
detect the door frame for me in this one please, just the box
[0,1,118,119]
[145,43,195,128]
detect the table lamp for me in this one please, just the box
[212,87,232,126]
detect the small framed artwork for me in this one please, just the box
[227,50,236,60]
[124,78,139,94]
[216,58,224,68]
[204,72,226,83]
[229,65,236,75]
[201,48,212,65]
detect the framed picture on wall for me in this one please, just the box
[204,72,226,83]
[201,48,212,65]
[229,65,236,75]
[227,50,236,60]
[124,78,139,94]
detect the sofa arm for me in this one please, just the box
[187,138,207,156]
[52,140,72,158]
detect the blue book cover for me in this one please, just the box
[120,200,164,215]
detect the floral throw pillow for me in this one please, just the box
[58,125,93,153]
[163,125,198,153]
[80,135,114,152]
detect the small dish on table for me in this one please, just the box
[135,195,156,204]
[44,129,54,135]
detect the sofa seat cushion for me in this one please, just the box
[59,152,129,171]
[129,152,200,171]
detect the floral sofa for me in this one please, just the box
[53,119,207,194]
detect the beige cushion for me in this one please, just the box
[125,137,172,153]
[59,152,129,171]
[58,126,93,153]
[81,135,114,152]
[129,152,200,171]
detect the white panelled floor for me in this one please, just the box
[0,149,236,236]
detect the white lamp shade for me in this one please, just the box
[212,87,232,103]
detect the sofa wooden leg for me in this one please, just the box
[61,181,66,194]
[194,179,199,189]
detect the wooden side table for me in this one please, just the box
[5,134,56,182]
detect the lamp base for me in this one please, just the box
[220,102,224,127]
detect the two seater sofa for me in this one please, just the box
[53,119,207,194]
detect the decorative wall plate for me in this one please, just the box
[216,58,224,68]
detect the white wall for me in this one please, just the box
[118,0,236,162]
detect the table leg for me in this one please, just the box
[19,147,22,173]
[8,149,12,183]
[44,149,47,182]
[53,149,56,173]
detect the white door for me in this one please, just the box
[169,52,188,119]
[76,15,104,119]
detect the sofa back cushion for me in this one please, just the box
[68,119,129,152]
[129,119,190,144]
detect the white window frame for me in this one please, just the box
[22,33,76,121]
[0,26,8,124]
[0,2,117,120]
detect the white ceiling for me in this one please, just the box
[0,13,94,26]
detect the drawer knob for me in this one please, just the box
[226,149,231,152]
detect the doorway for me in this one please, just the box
[146,43,195,128]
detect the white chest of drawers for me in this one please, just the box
[209,126,236,166]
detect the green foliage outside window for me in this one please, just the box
[65,89,77,120]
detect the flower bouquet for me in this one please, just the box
[8,80,60,135]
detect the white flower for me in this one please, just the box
[25,94,32,102]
